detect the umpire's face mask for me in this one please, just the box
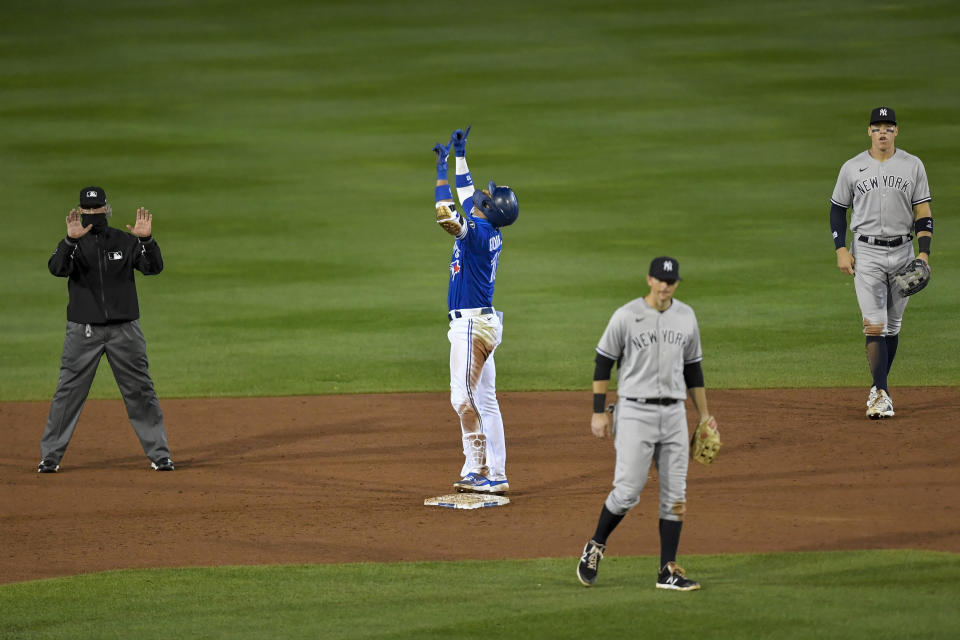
[81,211,109,234]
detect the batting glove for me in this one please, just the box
[433,142,451,179]
[450,125,471,157]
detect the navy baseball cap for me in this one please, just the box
[649,256,681,281]
[870,107,896,125]
[79,186,106,208]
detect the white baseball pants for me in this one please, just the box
[447,312,506,481]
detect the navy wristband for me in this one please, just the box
[593,393,606,413]
[435,185,453,202]
[918,235,931,255]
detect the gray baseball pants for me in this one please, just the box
[851,239,913,336]
[605,398,688,521]
[41,320,170,464]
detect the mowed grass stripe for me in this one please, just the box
[2,0,958,400]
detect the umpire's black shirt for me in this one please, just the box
[48,223,163,324]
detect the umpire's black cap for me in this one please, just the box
[79,186,106,209]
[649,256,681,281]
[870,107,896,125]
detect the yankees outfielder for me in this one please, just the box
[433,126,519,494]
[830,107,934,419]
[577,257,716,591]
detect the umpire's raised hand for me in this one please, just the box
[126,207,153,237]
[65,209,92,239]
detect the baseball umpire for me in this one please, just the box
[433,127,518,494]
[830,107,934,419]
[38,186,173,473]
[577,257,720,591]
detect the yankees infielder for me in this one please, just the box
[39,186,173,473]
[577,257,714,591]
[830,107,933,419]
[433,127,519,494]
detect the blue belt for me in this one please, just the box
[448,307,494,321]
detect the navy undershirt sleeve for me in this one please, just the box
[594,353,615,381]
[683,361,704,389]
[830,203,848,250]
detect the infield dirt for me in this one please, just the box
[1,389,957,584]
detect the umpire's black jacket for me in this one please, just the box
[48,225,163,324]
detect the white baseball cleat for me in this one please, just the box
[866,389,894,419]
[453,472,491,493]
[453,473,510,494]
[485,479,509,494]
[866,385,878,408]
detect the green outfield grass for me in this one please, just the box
[1,551,957,639]
[2,0,959,400]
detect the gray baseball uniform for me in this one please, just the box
[831,149,931,334]
[596,297,702,518]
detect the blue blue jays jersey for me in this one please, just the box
[448,215,502,311]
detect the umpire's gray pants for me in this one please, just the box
[605,399,688,521]
[41,320,170,464]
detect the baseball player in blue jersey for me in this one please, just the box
[577,257,716,591]
[433,126,518,494]
[830,107,934,419]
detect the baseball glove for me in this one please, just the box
[892,258,930,296]
[690,416,721,465]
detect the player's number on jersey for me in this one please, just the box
[490,252,500,283]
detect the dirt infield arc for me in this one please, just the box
[1,389,958,585]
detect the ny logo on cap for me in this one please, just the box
[879,108,888,117]
[87,190,99,198]
[663,260,674,272]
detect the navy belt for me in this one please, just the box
[857,235,910,247]
[625,397,679,405]
[448,307,494,321]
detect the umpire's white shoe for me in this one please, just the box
[656,562,700,591]
[866,389,894,420]
[866,386,878,408]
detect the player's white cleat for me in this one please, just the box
[866,389,894,419]
[454,472,491,493]
[453,473,510,494]
[866,385,878,408]
[486,479,509,494]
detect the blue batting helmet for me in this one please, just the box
[471,181,519,228]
